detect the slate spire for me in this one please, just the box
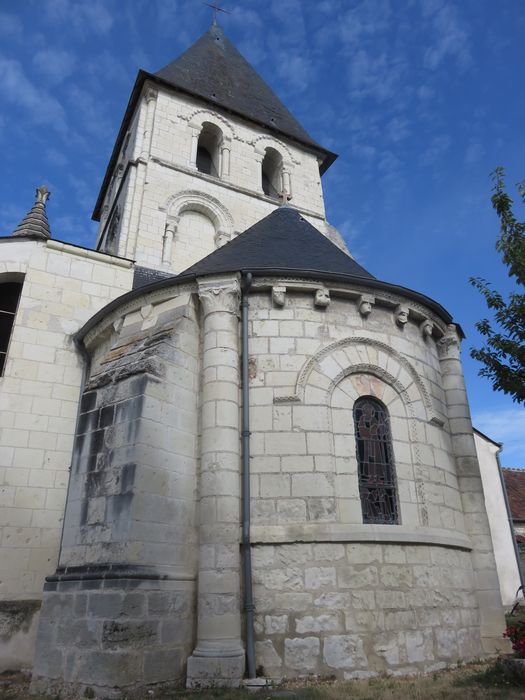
[11,185,52,240]
[154,24,324,153]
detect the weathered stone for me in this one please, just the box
[284,637,320,671]
[323,635,367,669]
[296,614,340,633]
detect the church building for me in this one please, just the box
[0,22,510,693]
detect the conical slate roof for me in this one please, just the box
[180,206,374,280]
[155,24,325,155]
[12,186,52,240]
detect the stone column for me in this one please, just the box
[125,87,157,259]
[186,275,245,688]
[221,141,231,179]
[282,168,292,198]
[162,218,178,266]
[190,129,199,169]
[438,324,508,655]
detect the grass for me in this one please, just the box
[1,662,525,700]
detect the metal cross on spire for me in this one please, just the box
[203,1,231,24]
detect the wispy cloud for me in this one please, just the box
[44,0,114,36]
[422,1,472,71]
[474,408,525,466]
[33,49,77,85]
[0,11,22,37]
[0,56,68,134]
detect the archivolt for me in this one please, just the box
[161,190,234,235]
[292,336,437,423]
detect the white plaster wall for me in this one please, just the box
[0,238,134,601]
[475,431,521,606]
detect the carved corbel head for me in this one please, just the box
[315,288,330,307]
[358,294,374,317]
[272,285,286,307]
[420,319,433,339]
[395,304,409,326]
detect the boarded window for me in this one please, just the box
[354,396,399,524]
[0,280,23,376]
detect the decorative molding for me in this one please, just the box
[251,134,299,165]
[160,189,234,236]
[184,108,236,140]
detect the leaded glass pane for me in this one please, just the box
[354,396,399,524]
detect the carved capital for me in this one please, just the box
[214,230,231,248]
[272,285,286,307]
[198,277,241,316]
[437,324,461,359]
[144,88,158,103]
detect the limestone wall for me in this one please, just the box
[97,83,332,274]
[252,542,481,679]
[0,237,133,670]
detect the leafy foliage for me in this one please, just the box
[470,167,525,403]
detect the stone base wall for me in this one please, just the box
[0,600,41,672]
[252,542,484,680]
[30,576,195,695]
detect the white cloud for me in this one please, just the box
[0,56,68,134]
[474,408,525,466]
[44,0,114,36]
[33,49,77,85]
[423,1,471,71]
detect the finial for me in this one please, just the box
[203,1,231,24]
[36,185,50,206]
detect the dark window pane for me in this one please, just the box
[197,146,213,175]
[0,313,15,353]
[1,282,23,313]
[354,396,399,525]
[0,281,22,376]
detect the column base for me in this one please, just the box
[186,653,245,689]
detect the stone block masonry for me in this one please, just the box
[252,542,482,680]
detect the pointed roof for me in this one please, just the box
[12,186,52,240]
[179,206,374,280]
[155,24,324,154]
[93,26,336,220]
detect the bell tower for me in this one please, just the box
[92,23,339,275]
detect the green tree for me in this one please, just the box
[470,167,525,403]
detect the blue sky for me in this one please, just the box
[1,0,524,465]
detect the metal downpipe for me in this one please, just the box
[241,272,256,678]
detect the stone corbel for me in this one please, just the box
[395,304,409,327]
[272,285,286,307]
[420,319,433,339]
[358,294,374,317]
[314,288,330,307]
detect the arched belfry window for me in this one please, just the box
[353,396,399,525]
[0,279,23,376]
[261,147,283,198]
[196,122,222,177]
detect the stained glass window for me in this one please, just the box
[353,396,399,524]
